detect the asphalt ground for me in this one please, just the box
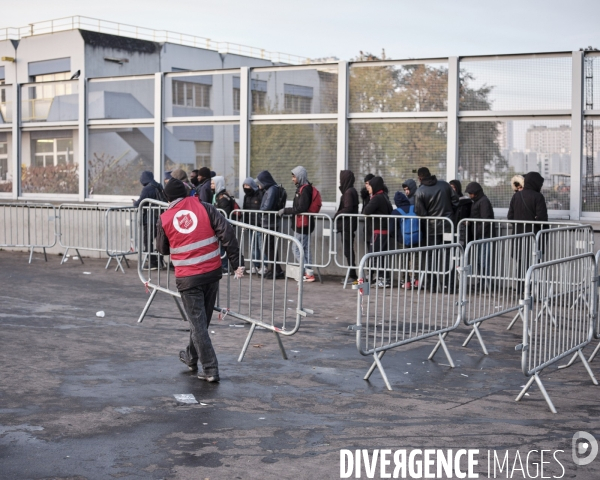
[1,250,600,479]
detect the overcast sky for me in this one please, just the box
[3,0,600,61]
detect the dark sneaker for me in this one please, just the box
[198,374,220,383]
[179,350,198,372]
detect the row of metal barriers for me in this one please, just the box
[352,224,598,413]
[0,202,138,272]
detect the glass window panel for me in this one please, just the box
[21,81,79,122]
[166,74,237,117]
[0,84,11,123]
[349,122,447,191]
[251,67,338,115]
[250,123,337,202]
[88,78,154,120]
[582,119,600,212]
[458,120,570,210]
[22,129,78,194]
[164,124,240,197]
[349,63,448,113]
[0,132,12,192]
[459,56,572,111]
[88,127,155,196]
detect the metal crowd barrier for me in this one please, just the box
[535,224,594,263]
[57,204,109,264]
[352,243,465,390]
[461,233,536,355]
[105,205,138,273]
[216,218,312,361]
[456,218,580,247]
[136,199,312,362]
[335,213,455,287]
[0,202,57,263]
[230,209,333,281]
[516,253,598,413]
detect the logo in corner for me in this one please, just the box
[573,431,598,466]
[173,210,198,234]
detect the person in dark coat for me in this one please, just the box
[465,182,495,287]
[256,170,284,279]
[363,176,393,253]
[133,171,167,269]
[211,176,236,273]
[237,177,265,273]
[507,172,548,292]
[360,173,375,213]
[507,171,548,234]
[402,179,418,206]
[334,170,359,281]
[197,167,213,204]
[278,166,316,282]
[449,179,473,245]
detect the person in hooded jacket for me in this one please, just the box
[402,179,418,206]
[333,170,359,282]
[363,176,393,252]
[278,166,316,282]
[507,171,548,234]
[211,176,235,274]
[361,174,375,213]
[256,170,284,279]
[390,191,420,289]
[197,167,213,204]
[465,182,495,288]
[237,177,265,273]
[171,168,195,196]
[133,171,167,270]
[449,179,473,245]
[507,172,548,293]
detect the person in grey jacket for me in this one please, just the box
[402,179,418,206]
[256,170,284,279]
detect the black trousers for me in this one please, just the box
[179,282,220,376]
[343,230,357,279]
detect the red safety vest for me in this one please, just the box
[161,197,222,278]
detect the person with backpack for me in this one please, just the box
[257,170,285,279]
[334,170,359,283]
[236,177,266,274]
[278,166,321,283]
[390,191,419,289]
[133,170,167,270]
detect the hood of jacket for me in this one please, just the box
[524,172,544,192]
[420,175,438,187]
[256,170,276,190]
[243,177,258,191]
[140,171,155,186]
[368,176,385,194]
[171,168,189,182]
[449,179,463,197]
[212,176,225,194]
[291,166,308,186]
[402,178,417,197]
[394,191,411,209]
[339,170,355,194]
[465,181,484,201]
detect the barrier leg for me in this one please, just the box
[365,351,392,391]
[507,309,523,331]
[173,297,188,322]
[342,269,351,289]
[105,257,112,270]
[28,247,34,264]
[114,256,126,274]
[430,332,455,367]
[557,352,578,370]
[515,373,557,414]
[578,349,599,385]
[462,323,488,355]
[588,342,600,363]
[137,288,158,323]
[364,351,386,380]
[316,267,324,285]
[515,375,536,401]
[75,249,84,264]
[43,247,47,262]
[238,323,257,362]
[60,248,70,264]
[429,332,445,360]
[274,331,288,360]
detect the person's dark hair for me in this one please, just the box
[417,167,431,179]
[364,173,375,183]
[198,167,211,179]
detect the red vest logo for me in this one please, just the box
[173,210,198,234]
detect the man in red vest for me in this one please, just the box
[156,179,244,383]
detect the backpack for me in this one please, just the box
[153,184,168,203]
[296,184,322,228]
[396,205,420,246]
[275,184,288,210]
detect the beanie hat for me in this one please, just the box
[164,178,188,201]
[198,167,211,178]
